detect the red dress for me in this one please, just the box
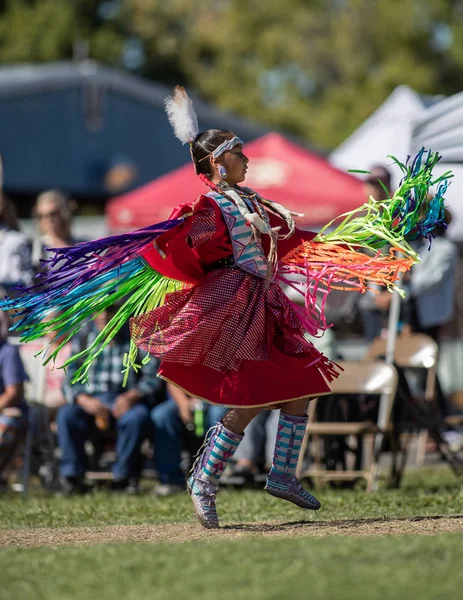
[130,195,338,408]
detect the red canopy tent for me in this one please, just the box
[106,133,366,232]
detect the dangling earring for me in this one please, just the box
[218,165,228,179]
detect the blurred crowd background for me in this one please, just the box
[1,0,463,495]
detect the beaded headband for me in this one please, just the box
[211,136,244,158]
[197,136,244,164]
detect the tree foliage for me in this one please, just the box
[1,0,463,149]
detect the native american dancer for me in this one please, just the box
[1,87,450,528]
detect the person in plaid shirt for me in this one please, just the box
[57,307,162,494]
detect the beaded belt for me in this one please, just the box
[207,255,235,271]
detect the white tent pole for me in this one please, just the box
[385,288,402,367]
[371,286,402,491]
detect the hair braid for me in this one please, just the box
[198,172,222,193]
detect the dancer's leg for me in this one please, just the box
[282,397,310,416]
[188,407,261,529]
[265,398,320,510]
[221,407,262,434]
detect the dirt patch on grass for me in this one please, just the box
[1,515,463,548]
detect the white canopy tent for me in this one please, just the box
[330,85,440,190]
[410,91,463,242]
[331,84,463,241]
[410,91,463,427]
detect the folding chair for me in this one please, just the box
[366,333,439,468]
[296,360,398,492]
[367,333,438,402]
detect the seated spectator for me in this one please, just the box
[151,383,227,496]
[31,189,80,271]
[0,312,29,491]
[57,307,162,494]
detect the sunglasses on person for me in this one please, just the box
[36,210,61,220]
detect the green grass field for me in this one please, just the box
[1,467,462,600]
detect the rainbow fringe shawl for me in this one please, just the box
[278,149,451,334]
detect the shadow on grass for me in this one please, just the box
[222,513,463,533]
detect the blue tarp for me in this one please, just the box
[0,61,270,198]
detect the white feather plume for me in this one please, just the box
[164,86,199,145]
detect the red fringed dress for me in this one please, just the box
[131,195,339,408]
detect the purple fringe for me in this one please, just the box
[43,220,180,267]
[19,217,183,295]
